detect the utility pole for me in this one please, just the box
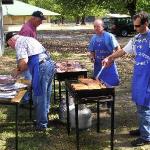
[0,0,4,56]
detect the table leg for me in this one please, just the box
[58,81,61,103]
[15,104,19,150]
[29,90,32,120]
[97,101,100,133]
[111,97,115,150]
[66,87,70,135]
[53,76,56,103]
[75,103,79,150]
[84,72,87,78]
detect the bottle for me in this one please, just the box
[70,104,92,129]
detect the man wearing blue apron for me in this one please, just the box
[88,19,120,87]
[102,11,150,146]
[88,19,120,111]
[5,32,55,131]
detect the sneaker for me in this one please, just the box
[129,129,140,136]
[131,138,150,147]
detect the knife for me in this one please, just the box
[95,66,105,81]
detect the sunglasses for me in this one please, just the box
[134,24,141,28]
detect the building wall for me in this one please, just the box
[3,15,51,31]
[3,16,49,25]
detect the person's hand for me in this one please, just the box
[87,52,95,63]
[102,56,113,67]
[88,55,95,63]
[11,68,20,78]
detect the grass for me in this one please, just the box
[0,31,149,150]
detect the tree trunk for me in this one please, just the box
[126,0,137,17]
[61,16,64,24]
[81,15,86,25]
[76,16,80,25]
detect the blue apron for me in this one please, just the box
[132,31,150,106]
[93,35,120,86]
[28,55,43,96]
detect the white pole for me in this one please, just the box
[0,0,4,56]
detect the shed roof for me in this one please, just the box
[2,0,60,16]
[106,14,130,18]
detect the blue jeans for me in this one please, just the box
[136,104,150,141]
[33,59,55,129]
[22,70,32,104]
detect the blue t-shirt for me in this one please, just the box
[88,31,120,86]
[88,31,119,52]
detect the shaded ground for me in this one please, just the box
[0,29,150,150]
[38,29,130,53]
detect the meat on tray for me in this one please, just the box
[71,83,89,90]
[71,78,106,90]
[79,78,106,88]
[0,75,16,84]
[78,78,98,84]
[56,61,86,72]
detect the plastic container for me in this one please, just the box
[70,104,92,129]
[59,96,75,123]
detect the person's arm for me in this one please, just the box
[87,51,95,62]
[114,44,121,52]
[18,59,28,71]
[102,48,126,67]
[87,35,96,62]
[11,59,28,77]
[108,32,120,52]
[102,37,134,67]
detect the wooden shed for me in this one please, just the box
[2,0,60,31]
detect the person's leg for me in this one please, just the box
[35,60,55,130]
[46,60,55,115]
[131,104,150,146]
[35,94,48,129]
[129,103,140,136]
[47,83,52,114]
[137,105,150,141]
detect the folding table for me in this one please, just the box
[65,80,115,150]
[53,61,88,103]
[0,89,27,150]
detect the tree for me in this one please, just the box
[137,0,150,13]
[55,0,108,24]
[125,0,137,17]
[98,0,150,17]
[18,0,150,24]
[19,0,63,23]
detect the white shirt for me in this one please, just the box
[15,35,47,61]
[123,37,136,55]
